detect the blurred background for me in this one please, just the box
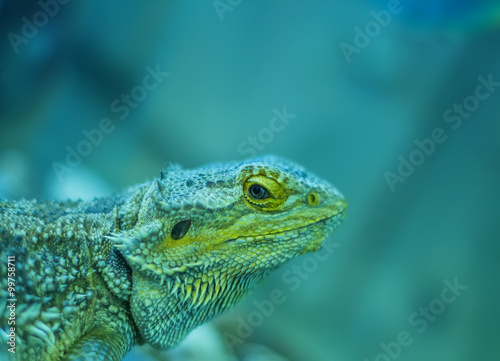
[1,0,500,360]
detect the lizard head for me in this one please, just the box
[113,155,346,348]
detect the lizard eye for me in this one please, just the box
[248,184,270,200]
[243,175,286,210]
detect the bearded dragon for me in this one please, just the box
[0,155,347,360]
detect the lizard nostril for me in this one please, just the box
[307,192,320,206]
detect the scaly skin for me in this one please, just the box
[0,155,347,361]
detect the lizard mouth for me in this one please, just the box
[223,209,345,245]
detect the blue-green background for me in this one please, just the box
[1,1,499,360]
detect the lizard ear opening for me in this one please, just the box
[171,220,191,240]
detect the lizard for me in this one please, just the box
[0,155,347,361]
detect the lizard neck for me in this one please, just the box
[91,183,151,305]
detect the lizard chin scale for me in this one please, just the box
[131,265,261,349]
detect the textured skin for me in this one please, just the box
[0,155,347,361]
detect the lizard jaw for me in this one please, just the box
[221,197,347,247]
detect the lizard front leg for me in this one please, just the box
[61,327,132,361]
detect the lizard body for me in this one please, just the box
[0,155,347,360]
